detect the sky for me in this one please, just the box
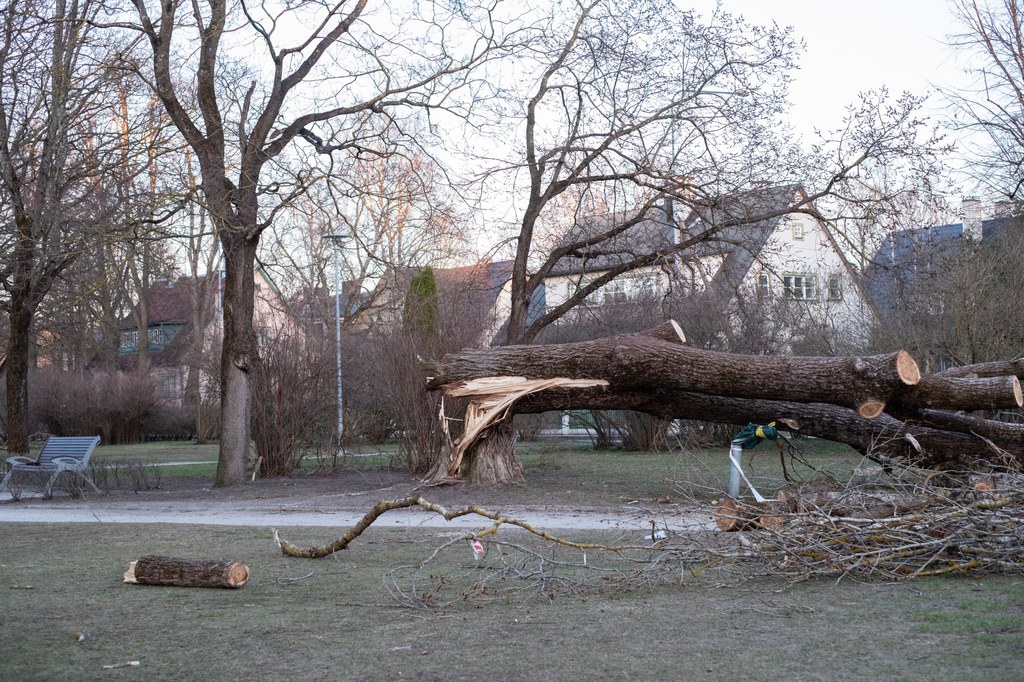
[688,0,971,138]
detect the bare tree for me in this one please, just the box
[429,1,945,483]
[0,0,129,453]
[118,0,519,485]
[947,0,1024,200]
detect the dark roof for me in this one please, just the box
[118,276,218,368]
[864,214,1023,316]
[547,184,805,291]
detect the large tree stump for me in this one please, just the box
[123,556,250,588]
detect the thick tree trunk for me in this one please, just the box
[123,556,250,588]
[509,386,1012,468]
[215,234,260,487]
[4,303,33,454]
[462,421,523,484]
[426,322,919,418]
[423,323,1023,481]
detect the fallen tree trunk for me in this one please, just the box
[936,359,1024,380]
[423,322,1024,479]
[426,322,920,418]
[508,386,1014,468]
[890,408,1024,445]
[123,556,250,588]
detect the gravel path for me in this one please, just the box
[0,491,717,533]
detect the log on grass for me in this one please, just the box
[425,322,920,418]
[123,556,250,588]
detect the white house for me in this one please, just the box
[543,184,877,354]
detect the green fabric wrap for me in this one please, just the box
[732,422,781,449]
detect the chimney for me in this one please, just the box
[993,200,1014,218]
[961,197,983,241]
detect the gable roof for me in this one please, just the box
[547,184,805,288]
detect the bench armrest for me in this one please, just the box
[50,456,86,469]
[6,455,36,467]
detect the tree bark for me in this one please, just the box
[507,386,1016,468]
[4,303,33,454]
[123,556,250,588]
[461,421,523,484]
[893,375,1022,411]
[215,233,261,487]
[426,322,919,418]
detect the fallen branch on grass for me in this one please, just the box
[272,496,628,558]
[273,476,1024,608]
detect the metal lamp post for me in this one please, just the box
[323,233,347,446]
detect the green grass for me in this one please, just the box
[76,438,868,503]
[1,523,1022,681]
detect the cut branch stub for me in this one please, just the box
[425,322,920,418]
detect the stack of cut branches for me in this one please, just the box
[716,476,1024,581]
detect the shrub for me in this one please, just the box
[30,368,157,444]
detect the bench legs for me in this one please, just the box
[1,467,101,497]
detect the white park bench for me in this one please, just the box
[1,436,102,497]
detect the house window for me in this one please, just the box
[827,275,843,301]
[756,273,771,297]
[159,373,179,399]
[791,222,805,240]
[603,279,628,304]
[148,327,164,350]
[120,330,139,353]
[634,276,659,299]
[783,274,816,300]
[257,326,273,350]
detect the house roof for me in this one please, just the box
[863,214,1023,316]
[118,276,218,368]
[547,184,805,287]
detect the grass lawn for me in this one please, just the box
[1,522,1022,681]
[81,437,871,505]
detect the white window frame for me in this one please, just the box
[783,273,816,300]
[603,278,628,304]
[791,222,805,240]
[121,330,139,352]
[756,272,771,297]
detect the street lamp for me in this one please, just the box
[323,233,348,446]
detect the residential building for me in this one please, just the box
[863,198,1023,369]
[544,184,877,354]
[118,267,296,405]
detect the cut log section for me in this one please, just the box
[123,556,250,588]
[894,375,1023,411]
